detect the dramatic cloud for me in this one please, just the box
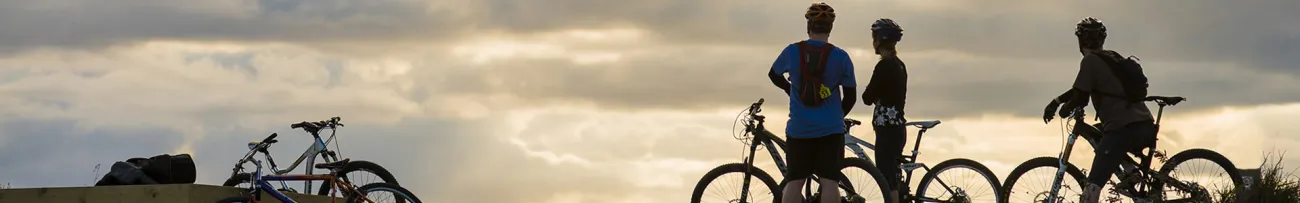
[0,1,1296,203]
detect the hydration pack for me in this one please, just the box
[795,41,835,107]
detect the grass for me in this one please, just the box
[1214,151,1300,203]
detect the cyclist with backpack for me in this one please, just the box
[860,18,906,203]
[766,2,856,203]
[1041,17,1157,203]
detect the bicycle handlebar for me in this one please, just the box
[261,133,279,144]
[290,117,345,135]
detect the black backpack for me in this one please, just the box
[1094,50,1148,102]
[795,41,835,107]
[94,154,196,186]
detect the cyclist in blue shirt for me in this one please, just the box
[766,2,856,203]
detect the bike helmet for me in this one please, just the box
[806,2,836,33]
[1075,17,1107,49]
[871,18,904,42]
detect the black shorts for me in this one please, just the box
[784,133,845,183]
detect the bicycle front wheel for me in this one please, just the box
[318,160,401,196]
[841,157,889,203]
[348,182,423,203]
[917,158,1004,203]
[690,163,780,203]
[1156,148,1242,203]
[1002,157,1088,203]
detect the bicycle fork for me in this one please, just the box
[1049,133,1081,203]
[739,140,764,203]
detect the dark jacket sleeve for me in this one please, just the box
[860,61,887,105]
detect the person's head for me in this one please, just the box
[1075,17,1107,54]
[871,18,904,56]
[805,2,836,38]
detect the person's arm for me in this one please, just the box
[769,45,794,94]
[860,61,886,106]
[769,69,790,94]
[840,54,857,115]
[1058,56,1098,117]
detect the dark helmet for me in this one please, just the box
[1075,17,1107,48]
[871,18,904,42]
[806,2,836,33]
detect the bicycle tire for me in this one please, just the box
[690,163,781,203]
[214,196,252,203]
[1155,148,1243,203]
[1001,157,1088,203]
[917,158,1005,203]
[348,182,424,203]
[316,160,401,196]
[839,157,890,203]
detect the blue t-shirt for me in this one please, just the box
[770,40,856,139]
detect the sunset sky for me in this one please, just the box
[0,0,1297,202]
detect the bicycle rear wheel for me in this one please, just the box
[1156,148,1242,203]
[1002,157,1088,203]
[348,182,423,203]
[318,160,401,196]
[917,158,1005,203]
[691,163,781,203]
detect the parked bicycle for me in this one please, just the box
[222,117,401,199]
[1001,96,1243,203]
[861,119,1005,203]
[690,98,1004,203]
[216,137,422,203]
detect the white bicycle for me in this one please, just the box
[222,117,402,200]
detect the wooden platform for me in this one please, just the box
[0,184,345,203]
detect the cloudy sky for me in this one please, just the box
[0,0,1297,202]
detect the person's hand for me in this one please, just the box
[1058,106,1078,119]
[1042,102,1060,124]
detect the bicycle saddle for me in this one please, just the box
[1144,96,1186,106]
[905,120,941,129]
[314,158,351,170]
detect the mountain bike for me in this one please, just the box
[215,145,422,203]
[690,98,1004,203]
[865,119,1006,203]
[690,98,881,203]
[1001,96,1243,203]
[222,117,402,200]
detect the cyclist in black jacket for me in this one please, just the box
[1043,17,1158,203]
[860,18,907,203]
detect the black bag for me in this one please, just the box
[1095,50,1149,102]
[796,41,835,107]
[140,154,196,184]
[94,161,159,186]
[94,154,196,186]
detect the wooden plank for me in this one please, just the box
[0,184,345,203]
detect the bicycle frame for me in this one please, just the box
[243,160,361,203]
[236,128,344,193]
[740,118,964,202]
[733,115,869,202]
[850,123,965,203]
[1042,99,1205,203]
